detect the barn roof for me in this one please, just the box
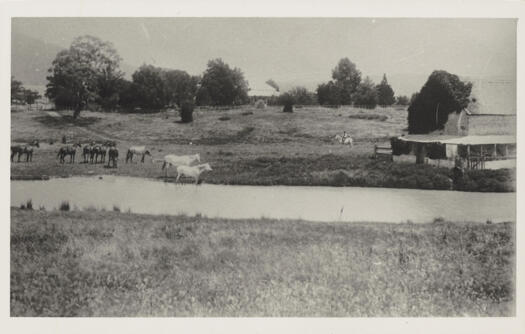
[398,135,516,145]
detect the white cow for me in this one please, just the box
[175,163,212,184]
[160,153,201,179]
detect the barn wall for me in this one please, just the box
[467,115,516,135]
[443,110,468,136]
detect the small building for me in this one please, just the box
[392,104,516,170]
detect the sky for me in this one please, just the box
[12,17,516,98]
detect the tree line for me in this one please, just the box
[44,36,251,120]
[11,76,41,107]
[40,35,473,134]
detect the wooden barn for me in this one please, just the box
[391,103,516,170]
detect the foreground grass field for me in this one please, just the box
[11,208,515,316]
[10,107,515,191]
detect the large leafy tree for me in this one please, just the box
[376,74,396,106]
[127,65,167,110]
[46,35,123,117]
[353,77,378,108]
[332,58,361,105]
[163,70,200,107]
[316,81,342,106]
[408,70,472,134]
[197,58,249,106]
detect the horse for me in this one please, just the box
[90,145,106,164]
[333,132,354,147]
[11,140,39,162]
[159,153,201,179]
[82,144,93,163]
[342,136,354,146]
[107,147,119,168]
[126,146,151,163]
[97,144,108,163]
[175,163,212,184]
[57,143,81,163]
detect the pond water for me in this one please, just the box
[11,175,516,223]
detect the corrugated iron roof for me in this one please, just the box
[399,135,516,145]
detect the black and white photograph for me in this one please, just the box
[3,0,524,331]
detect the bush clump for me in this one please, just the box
[255,100,266,109]
[179,101,194,123]
[59,201,70,211]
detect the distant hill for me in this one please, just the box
[11,32,136,87]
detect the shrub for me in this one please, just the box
[278,91,295,111]
[113,205,121,212]
[431,174,453,190]
[26,200,33,210]
[59,201,70,211]
[255,99,266,109]
[179,101,194,123]
[218,116,231,121]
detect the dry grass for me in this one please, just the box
[11,106,405,149]
[10,106,514,191]
[11,208,514,317]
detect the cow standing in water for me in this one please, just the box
[126,146,151,163]
[11,140,39,162]
[175,163,213,184]
[159,153,201,180]
[107,147,119,168]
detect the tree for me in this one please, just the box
[197,58,249,106]
[163,70,200,107]
[128,65,167,110]
[396,95,410,106]
[46,35,123,117]
[23,89,41,106]
[11,76,24,103]
[376,74,396,106]
[353,77,378,108]
[278,86,317,105]
[408,70,472,134]
[331,58,361,105]
[316,81,342,106]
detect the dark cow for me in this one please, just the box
[57,143,81,164]
[107,147,119,168]
[11,140,39,162]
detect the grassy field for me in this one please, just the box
[10,106,515,191]
[11,208,514,317]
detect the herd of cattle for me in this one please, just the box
[10,140,130,168]
[11,140,212,184]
